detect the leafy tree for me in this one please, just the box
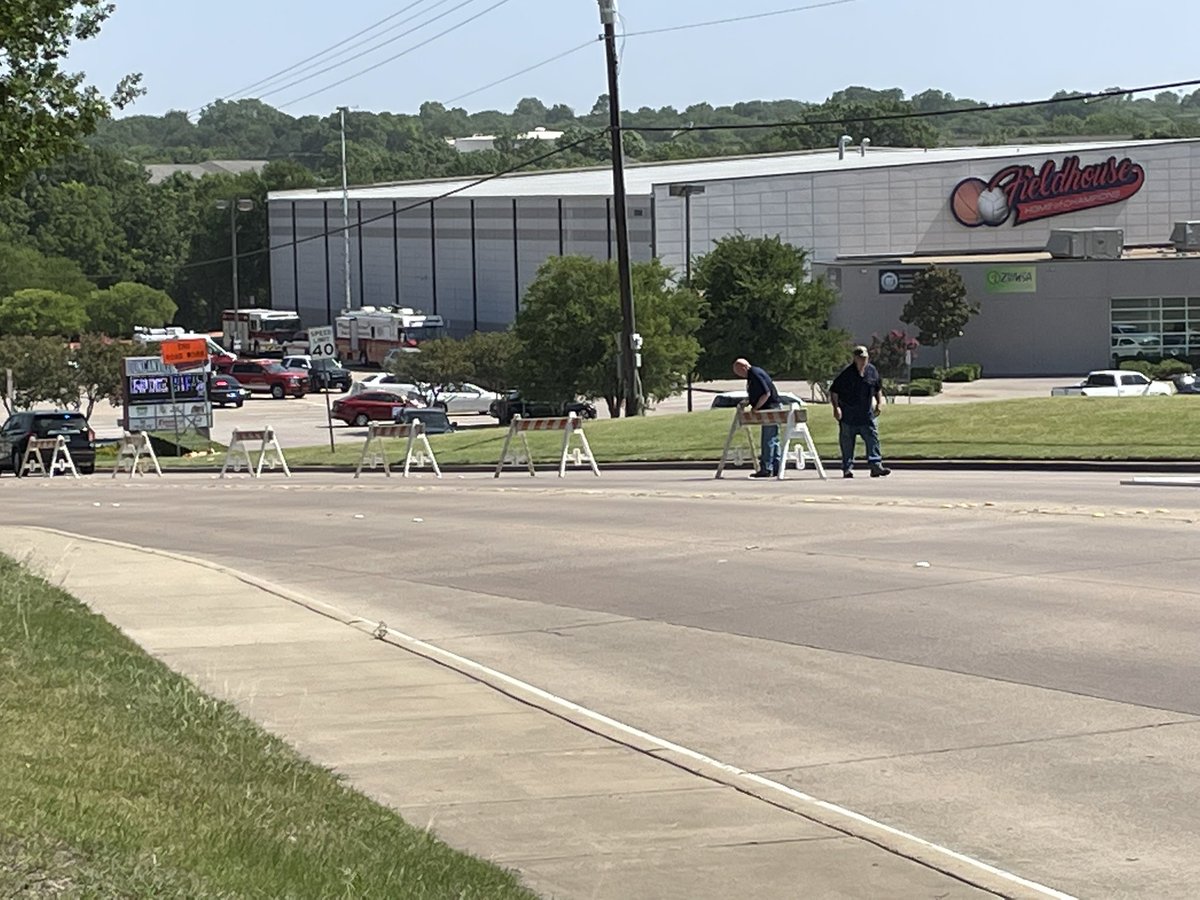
[459,330,519,391]
[867,329,919,379]
[0,1,142,189]
[797,327,854,402]
[691,235,840,381]
[900,266,980,367]
[513,256,700,417]
[0,243,93,299]
[86,282,178,337]
[386,338,472,404]
[0,288,89,336]
[72,333,126,417]
[0,335,76,413]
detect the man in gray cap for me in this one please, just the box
[829,345,891,478]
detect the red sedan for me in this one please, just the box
[331,392,420,427]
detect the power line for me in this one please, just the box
[259,0,494,105]
[193,0,446,113]
[443,39,600,105]
[617,0,857,38]
[177,127,607,273]
[628,77,1200,134]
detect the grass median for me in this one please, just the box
[159,396,1200,468]
[0,555,537,899]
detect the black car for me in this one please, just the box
[281,356,353,392]
[392,407,457,434]
[0,410,96,476]
[1172,374,1200,395]
[489,391,598,426]
[209,372,250,408]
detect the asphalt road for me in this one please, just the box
[5,469,1199,898]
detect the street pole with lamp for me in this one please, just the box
[669,183,705,411]
[214,198,255,336]
[597,0,641,416]
[338,106,353,312]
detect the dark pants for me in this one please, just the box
[839,417,882,472]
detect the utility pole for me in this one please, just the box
[339,106,353,312]
[597,0,641,416]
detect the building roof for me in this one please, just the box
[146,160,268,184]
[269,139,1199,203]
[828,246,1200,265]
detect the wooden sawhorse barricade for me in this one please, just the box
[112,432,162,478]
[715,404,827,480]
[494,413,600,478]
[354,421,442,478]
[21,436,79,478]
[220,427,291,478]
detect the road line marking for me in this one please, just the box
[16,525,1076,900]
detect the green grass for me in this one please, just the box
[163,396,1200,468]
[0,556,538,900]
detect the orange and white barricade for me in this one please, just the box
[355,420,441,478]
[112,432,162,478]
[221,426,291,478]
[715,404,827,481]
[494,413,599,478]
[21,436,79,478]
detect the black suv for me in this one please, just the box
[489,392,598,426]
[0,410,96,475]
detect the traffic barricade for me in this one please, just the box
[220,427,291,478]
[354,420,442,478]
[715,404,827,480]
[112,432,162,478]
[494,413,600,478]
[21,436,79,478]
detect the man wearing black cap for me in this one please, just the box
[830,345,891,478]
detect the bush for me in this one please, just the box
[1150,358,1194,378]
[1118,359,1154,376]
[898,377,942,396]
[941,363,983,382]
[910,366,939,380]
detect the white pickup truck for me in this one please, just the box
[1050,370,1175,397]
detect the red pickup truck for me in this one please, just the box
[217,359,308,399]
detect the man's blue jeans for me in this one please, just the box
[839,417,882,472]
[760,424,780,475]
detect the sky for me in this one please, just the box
[68,0,1200,121]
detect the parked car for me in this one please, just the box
[280,355,353,392]
[331,391,420,427]
[709,390,806,410]
[393,407,456,434]
[488,392,598,426]
[0,410,96,476]
[350,373,425,401]
[1050,370,1175,397]
[216,359,308,399]
[427,382,502,415]
[1111,335,1160,359]
[208,372,250,408]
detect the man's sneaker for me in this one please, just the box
[749,470,773,479]
[842,470,854,479]
[869,464,892,478]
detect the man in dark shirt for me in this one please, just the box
[733,357,781,478]
[829,345,891,478]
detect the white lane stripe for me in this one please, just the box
[22,526,1076,900]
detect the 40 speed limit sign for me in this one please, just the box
[309,325,336,358]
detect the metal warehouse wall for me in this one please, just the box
[652,142,1200,271]
[269,195,654,335]
[818,256,1200,376]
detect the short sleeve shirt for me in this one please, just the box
[746,366,780,409]
[831,362,881,425]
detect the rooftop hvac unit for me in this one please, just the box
[1045,228,1124,260]
[1171,221,1200,251]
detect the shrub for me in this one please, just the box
[910,366,939,380]
[867,329,919,380]
[1118,360,1154,376]
[1150,358,1194,378]
[941,363,983,382]
[898,377,943,396]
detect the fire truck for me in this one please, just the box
[335,307,446,366]
[221,308,302,356]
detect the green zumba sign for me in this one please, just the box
[985,266,1037,294]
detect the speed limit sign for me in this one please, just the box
[309,325,336,359]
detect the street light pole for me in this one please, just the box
[669,183,705,411]
[597,0,640,416]
[339,106,353,312]
[215,198,255,318]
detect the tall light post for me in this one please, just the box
[215,198,255,317]
[669,183,705,411]
[597,0,641,416]
[338,106,353,312]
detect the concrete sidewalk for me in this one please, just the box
[0,527,1030,899]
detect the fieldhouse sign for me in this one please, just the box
[985,266,1037,294]
[950,155,1145,228]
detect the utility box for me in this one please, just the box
[1046,228,1125,260]
[1171,221,1200,252]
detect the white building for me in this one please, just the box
[268,138,1200,375]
